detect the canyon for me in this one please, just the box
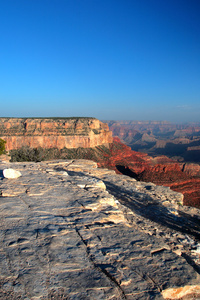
[105,120,200,164]
[94,137,200,208]
[0,119,200,298]
[0,118,200,208]
[103,121,200,208]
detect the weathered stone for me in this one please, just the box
[0,159,200,299]
[162,285,200,299]
[3,168,22,179]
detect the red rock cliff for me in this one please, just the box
[96,137,200,208]
[0,118,113,150]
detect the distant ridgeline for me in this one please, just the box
[0,118,113,151]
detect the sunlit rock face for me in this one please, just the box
[0,118,113,150]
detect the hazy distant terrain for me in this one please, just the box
[105,121,200,164]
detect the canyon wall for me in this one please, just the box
[0,118,113,150]
[95,137,200,208]
[105,120,200,164]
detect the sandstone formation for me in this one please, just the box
[0,159,200,299]
[182,162,200,177]
[0,118,113,151]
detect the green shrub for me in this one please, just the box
[10,147,42,162]
[92,129,100,134]
[9,143,113,163]
[10,146,64,162]
[0,138,6,155]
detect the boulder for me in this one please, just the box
[3,168,22,179]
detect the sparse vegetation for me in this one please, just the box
[10,147,60,162]
[9,144,113,163]
[92,129,100,134]
[0,138,6,155]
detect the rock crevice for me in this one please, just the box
[0,159,200,299]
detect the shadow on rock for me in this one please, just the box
[104,180,200,241]
[0,170,4,179]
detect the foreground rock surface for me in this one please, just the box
[0,159,200,299]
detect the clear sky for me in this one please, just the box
[0,0,200,122]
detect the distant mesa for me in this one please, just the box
[0,117,113,151]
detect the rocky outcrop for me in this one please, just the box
[0,159,200,299]
[0,118,113,150]
[182,162,200,177]
[96,138,200,208]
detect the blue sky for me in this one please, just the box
[0,0,200,122]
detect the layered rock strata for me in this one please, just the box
[0,118,113,150]
[0,159,200,299]
[1,118,200,208]
[97,137,200,208]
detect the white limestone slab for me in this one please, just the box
[3,168,22,179]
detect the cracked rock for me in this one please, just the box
[0,159,200,299]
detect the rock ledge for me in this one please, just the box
[0,159,200,299]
